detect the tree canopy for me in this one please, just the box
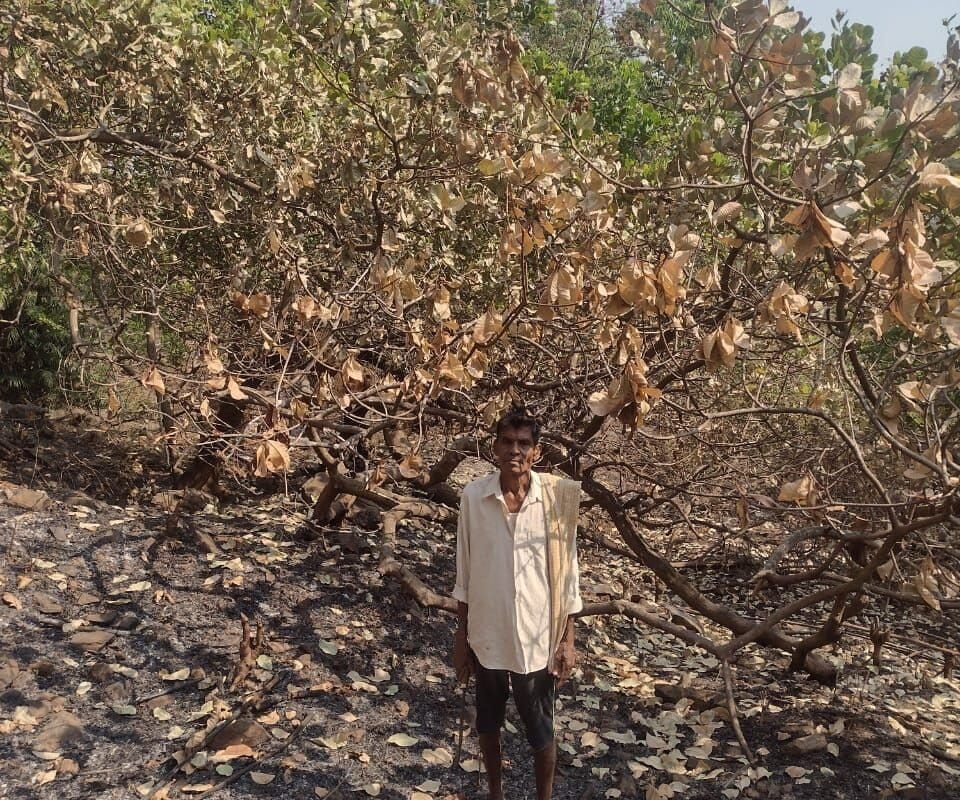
[3,0,960,683]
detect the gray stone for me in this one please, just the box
[33,592,64,615]
[33,711,86,754]
[788,733,828,753]
[208,718,269,751]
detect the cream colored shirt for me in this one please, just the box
[453,471,583,674]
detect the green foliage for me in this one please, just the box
[0,289,70,404]
[509,0,554,27]
[524,47,662,160]
[516,1,712,165]
[0,209,71,402]
[887,46,937,89]
[825,14,879,80]
[612,0,707,67]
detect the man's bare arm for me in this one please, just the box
[551,616,576,682]
[561,615,574,644]
[453,601,472,683]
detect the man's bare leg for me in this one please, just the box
[534,739,557,800]
[478,731,503,800]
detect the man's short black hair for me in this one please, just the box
[495,405,541,444]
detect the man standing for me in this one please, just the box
[453,406,583,800]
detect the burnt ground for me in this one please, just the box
[1,418,959,800]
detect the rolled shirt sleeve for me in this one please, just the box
[452,492,469,603]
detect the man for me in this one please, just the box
[453,406,583,800]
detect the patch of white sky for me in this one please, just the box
[783,0,957,64]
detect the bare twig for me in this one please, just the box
[134,678,202,705]
[722,660,755,765]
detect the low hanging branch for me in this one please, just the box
[375,497,729,662]
[378,500,458,613]
[542,443,840,683]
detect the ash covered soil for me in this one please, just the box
[1,426,959,800]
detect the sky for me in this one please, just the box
[796,0,958,64]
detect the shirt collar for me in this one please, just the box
[482,470,543,504]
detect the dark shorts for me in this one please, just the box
[474,657,555,751]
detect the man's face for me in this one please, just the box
[493,424,540,480]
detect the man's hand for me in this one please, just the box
[453,628,473,684]
[550,638,576,683]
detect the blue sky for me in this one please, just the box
[796,0,958,63]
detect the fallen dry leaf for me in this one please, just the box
[59,758,79,775]
[785,766,807,778]
[210,744,257,762]
[318,731,351,750]
[141,365,165,395]
[181,784,216,794]
[422,747,453,767]
[32,769,57,786]
[581,731,602,748]
[387,732,419,747]
[601,729,637,745]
